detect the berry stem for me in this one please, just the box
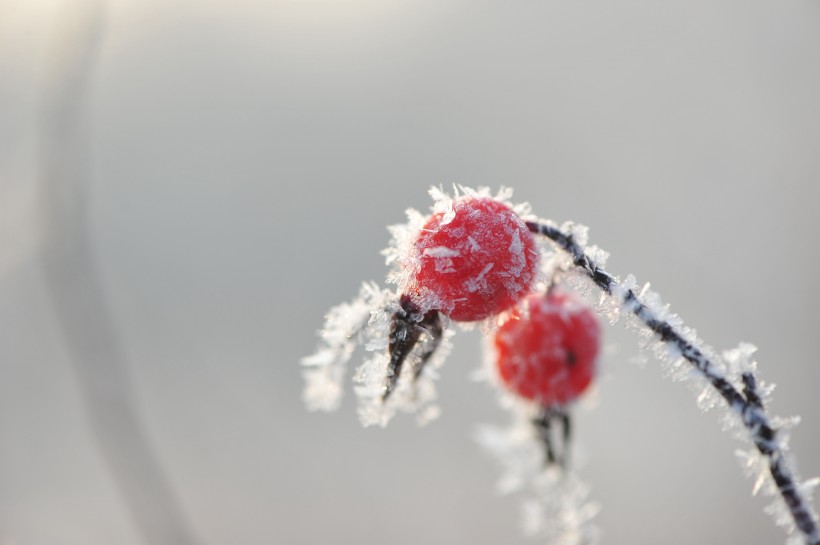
[384,296,443,401]
[532,407,572,468]
[526,220,820,545]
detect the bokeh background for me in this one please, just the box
[1,0,819,544]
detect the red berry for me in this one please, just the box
[493,290,600,406]
[402,196,539,322]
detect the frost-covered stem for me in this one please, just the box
[526,220,820,545]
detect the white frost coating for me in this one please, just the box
[464,262,495,293]
[356,326,454,427]
[429,186,456,225]
[302,282,394,412]
[385,185,536,322]
[383,207,428,289]
[528,213,819,545]
[425,246,460,274]
[507,230,526,276]
[476,410,601,545]
[496,215,538,310]
[724,342,760,379]
[498,228,528,296]
[423,246,460,258]
[302,277,454,427]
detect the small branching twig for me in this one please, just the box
[526,219,820,545]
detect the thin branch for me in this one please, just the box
[526,219,820,545]
[38,3,200,544]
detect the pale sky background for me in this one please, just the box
[1,1,819,544]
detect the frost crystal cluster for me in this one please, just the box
[301,280,451,427]
[302,186,819,545]
[476,410,601,545]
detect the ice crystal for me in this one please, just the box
[476,408,601,545]
[355,325,454,427]
[301,282,396,412]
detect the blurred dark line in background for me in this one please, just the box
[37,3,200,544]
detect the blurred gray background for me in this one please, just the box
[1,0,819,544]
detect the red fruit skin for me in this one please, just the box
[494,291,600,407]
[404,197,539,322]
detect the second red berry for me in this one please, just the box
[493,289,600,407]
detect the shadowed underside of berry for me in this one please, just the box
[402,196,539,322]
[494,290,600,407]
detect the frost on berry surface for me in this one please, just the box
[385,186,539,322]
[493,290,601,407]
[305,186,539,427]
[476,410,601,545]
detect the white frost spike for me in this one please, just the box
[803,478,820,493]
[423,246,460,258]
[724,342,763,394]
[696,384,721,412]
[753,464,770,496]
[736,448,770,497]
[724,342,759,378]
[429,186,456,224]
[301,282,396,412]
[465,262,495,293]
[383,207,427,284]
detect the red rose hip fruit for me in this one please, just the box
[493,290,600,406]
[402,196,539,322]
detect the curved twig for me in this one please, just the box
[526,219,819,545]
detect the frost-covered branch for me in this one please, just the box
[526,219,820,545]
[303,187,817,544]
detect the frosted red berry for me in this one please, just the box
[402,196,539,322]
[493,290,600,406]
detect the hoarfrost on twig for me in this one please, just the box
[302,280,454,427]
[526,216,819,545]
